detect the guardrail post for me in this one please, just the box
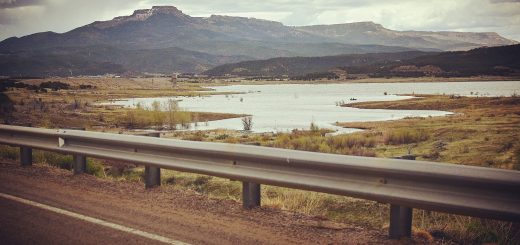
[72,128,87,174]
[242,181,261,209]
[73,155,87,174]
[20,147,32,166]
[389,154,416,239]
[144,132,161,188]
[389,205,413,239]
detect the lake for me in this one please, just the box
[104,81,520,133]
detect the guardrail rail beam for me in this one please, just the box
[0,125,519,240]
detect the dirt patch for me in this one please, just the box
[0,160,413,244]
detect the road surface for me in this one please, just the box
[0,160,389,244]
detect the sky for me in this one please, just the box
[1,0,520,41]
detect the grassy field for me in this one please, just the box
[1,78,519,244]
[156,94,520,244]
[339,94,520,170]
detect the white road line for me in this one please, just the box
[0,192,190,245]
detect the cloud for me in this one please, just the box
[490,0,520,3]
[0,0,42,9]
[170,0,520,40]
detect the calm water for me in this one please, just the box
[105,81,520,133]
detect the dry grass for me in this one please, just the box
[2,81,520,244]
[269,129,377,157]
[0,79,241,130]
[1,141,519,244]
[340,95,520,170]
[383,128,429,145]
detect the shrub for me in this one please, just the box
[327,134,376,149]
[310,122,319,132]
[272,131,377,157]
[215,134,229,140]
[79,84,95,89]
[384,129,429,145]
[0,145,19,160]
[118,106,191,129]
[87,159,106,177]
[182,131,206,141]
[242,116,253,131]
[39,81,70,91]
[38,152,73,169]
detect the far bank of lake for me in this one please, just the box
[102,81,520,133]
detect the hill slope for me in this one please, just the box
[0,46,246,77]
[296,22,517,51]
[204,51,431,77]
[0,6,419,59]
[0,5,517,76]
[205,45,520,78]
[1,7,515,54]
[339,44,520,77]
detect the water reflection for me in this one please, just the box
[103,81,519,133]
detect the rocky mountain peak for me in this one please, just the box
[127,5,189,20]
[92,6,190,29]
[149,6,186,16]
[331,21,387,31]
[207,14,284,27]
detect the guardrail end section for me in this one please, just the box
[20,147,32,166]
[242,181,261,209]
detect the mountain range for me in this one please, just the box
[206,44,520,78]
[0,5,517,76]
[204,51,432,77]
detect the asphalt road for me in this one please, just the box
[0,160,388,244]
[0,196,169,245]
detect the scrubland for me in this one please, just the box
[1,78,519,244]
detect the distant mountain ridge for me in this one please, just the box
[338,44,520,77]
[0,5,517,76]
[0,46,246,77]
[205,45,520,78]
[296,22,515,51]
[204,51,431,77]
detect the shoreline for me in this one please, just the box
[209,76,520,86]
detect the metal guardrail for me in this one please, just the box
[0,124,519,239]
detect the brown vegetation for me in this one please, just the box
[1,78,519,244]
[340,95,520,170]
[0,78,241,130]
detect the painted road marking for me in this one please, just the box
[0,192,190,245]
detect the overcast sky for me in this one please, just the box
[1,0,520,41]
